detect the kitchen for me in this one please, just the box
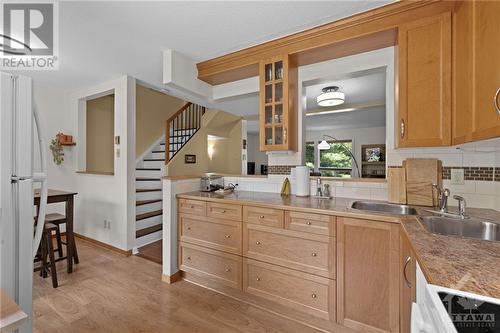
[1,1,499,333]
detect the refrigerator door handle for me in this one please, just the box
[32,104,47,258]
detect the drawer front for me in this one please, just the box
[243,258,334,320]
[179,214,242,254]
[244,224,334,279]
[243,206,284,228]
[178,199,206,216]
[179,242,242,289]
[285,211,335,236]
[207,202,242,221]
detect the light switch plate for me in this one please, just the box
[451,168,465,185]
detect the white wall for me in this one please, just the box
[34,76,137,251]
[247,133,267,174]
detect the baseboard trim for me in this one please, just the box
[161,271,182,284]
[74,233,132,256]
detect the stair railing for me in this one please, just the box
[165,102,206,163]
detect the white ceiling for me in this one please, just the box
[12,1,390,93]
[305,71,386,110]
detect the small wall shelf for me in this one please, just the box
[361,144,386,178]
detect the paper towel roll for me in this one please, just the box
[295,166,310,197]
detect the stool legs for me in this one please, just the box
[46,231,58,288]
[55,226,63,258]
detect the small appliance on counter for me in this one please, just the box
[200,174,224,192]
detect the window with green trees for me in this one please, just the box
[304,140,353,177]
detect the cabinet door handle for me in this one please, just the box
[306,221,312,225]
[255,241,261,245]
[224,234,231,239]
[256,277,261,281]
[495,87,500,115]
[260,215,265,219]
[187,256,191,261]
[190,205,194,209]
[187,227,191,231]
[400,119,405,138]
[311,293,317,299]
[222,209,226,213]
[403,256,412,288]
[311,252,317,257]
[284,128,287,143]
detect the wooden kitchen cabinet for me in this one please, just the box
[336,217,400,333]
[397,12,452,147]
[259,55,297,151]
[400,230,416,333]
[453,1,500,144]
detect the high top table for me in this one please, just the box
[34,189,79,273]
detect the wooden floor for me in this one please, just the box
[137,240,162,264]
[33,238,322,333]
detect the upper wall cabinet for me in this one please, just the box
[259,55,297,151]
[453,1,500,144]
[397,12,452,148]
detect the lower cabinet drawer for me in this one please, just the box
[178,199,206,216]
[285,211,335,236]
[243,206,284,228]
[244,223,334,279]
[179,242,242,290]
[179,214,242,254]
[243,258,335,321]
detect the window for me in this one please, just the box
[319,140,352,177]
[305,141,315,170]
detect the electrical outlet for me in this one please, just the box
[451,168,465,185]
[103,220,107,228]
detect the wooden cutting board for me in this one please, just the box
[387,167,407,204]
[403,159,442,206]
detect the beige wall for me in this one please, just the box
[136,84,185,156]
[86,95,114,173]
[166,109,243,176]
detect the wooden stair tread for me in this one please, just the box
[136,199,162,206]
[152,151,164,153]
[136,210,162,221]
[136,188,161,193]
[136,168,161,171]
[144,159,165,161]
[136,224,162,238]
[136,177,161,181]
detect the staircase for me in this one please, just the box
[134,102,206,250]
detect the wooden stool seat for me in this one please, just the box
[45,213,66,224]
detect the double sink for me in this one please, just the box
[350,201,500,242]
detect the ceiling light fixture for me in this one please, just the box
[316,86,345,107]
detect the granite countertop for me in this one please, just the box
[177,190,500,299]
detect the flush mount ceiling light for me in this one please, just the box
[316,86,345,107]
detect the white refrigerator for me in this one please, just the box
[0,73,48,333]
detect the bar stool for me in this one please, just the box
[44,213,66,258]
[34,223,59,288]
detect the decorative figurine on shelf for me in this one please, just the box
[280,177,291,196]
[50,133,64,165]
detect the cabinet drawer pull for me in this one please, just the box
[495,87,500,115]
[311,252,317,257]
[190,205,194,209]
[187,256,191,261]
[187,227,191,231]
[225,268,231,272]
[403,256,412,288]
[400,119,405,138]
[260,215,265,219]
[256,277,261,281]
[306,221,312,225]
[255,241,261,245]
[311,293,317,299]
[222,209,226,213]
[224,234,231,239]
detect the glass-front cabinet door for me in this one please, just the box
[259,55,297,151]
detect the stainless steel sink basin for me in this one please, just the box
[350,201,418,215]
[419,216,500,242]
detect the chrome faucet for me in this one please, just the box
[453,195,467,219]
[433,184,450,213]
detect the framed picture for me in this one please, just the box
[185,154,196,164]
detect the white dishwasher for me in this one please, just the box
[412,263,500,333]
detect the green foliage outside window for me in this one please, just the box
[305,141,352,177]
